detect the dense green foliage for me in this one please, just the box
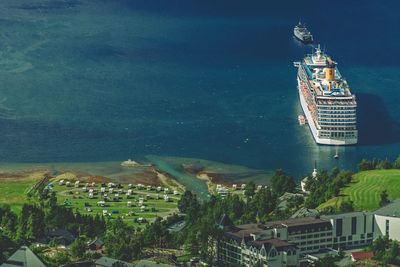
[358,156,400,171]
[270,169,296,196]
[370,236,400,265]
[304,168,353,209]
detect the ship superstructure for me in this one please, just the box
[293,22,313,44]
[294,46,357,145]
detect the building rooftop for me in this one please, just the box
[351,251,374,261]
[264,217,330,229]
[249,238,296,251]
[135,260,176,267]
[0,246,46,267]
[225,223,267,241]
[374,199,400,218]
[95,256,134,267]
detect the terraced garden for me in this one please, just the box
[318,169,400,211]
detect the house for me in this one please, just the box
[135,260,177,267]
[94,256,133,267]
[351,251,374,262]
[0,246,46,267]
[88,238,104,251]
[45,228,76,246]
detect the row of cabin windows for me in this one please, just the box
[318,107,356,111]
[320,126,357,131]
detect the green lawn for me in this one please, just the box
[0,178,42,213]
[53,182,179,226]
[318,169,400,211]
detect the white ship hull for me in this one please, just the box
[297,79,357,146]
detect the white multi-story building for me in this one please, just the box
[218,200,400,267]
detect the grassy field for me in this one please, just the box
[318,169,400,211]
[0,171,46,213]
[53,182,180,226]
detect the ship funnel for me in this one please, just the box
[324,61,336,82]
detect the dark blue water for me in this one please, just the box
[0,0,398,179]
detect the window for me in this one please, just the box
[386,220,390,237]
[352,217,357,235]
[348,236,352,241]
[336,219,343,237]
[277,233,281,238]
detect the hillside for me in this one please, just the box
[318,169,400,211]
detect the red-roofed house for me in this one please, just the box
[351,251,374,262]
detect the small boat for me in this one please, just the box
[293,22,313,44]
[334,146,339,160]
[121,159,139,167]
[298,115,307,125]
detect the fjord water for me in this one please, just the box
[0,0,398,180]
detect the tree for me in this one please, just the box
[244,182,256,200]
[70,238,87,258]
[380,190,390,207]
[339,200,354,212]
[394,156,400,169]
[376,160,392,170]
[358,159,375,171]
[270,169,296,196]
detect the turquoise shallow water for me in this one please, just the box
[0,0,398,180]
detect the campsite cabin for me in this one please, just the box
[241,184,246,190]
[101,187,106,193]
[91,182,96,187]
[140,205,146,212]
[82,187,88,192]
[59,180,65,186]
[156,193,160,200]
[74,181,80,187]
[164,188,169,193]
[102,210,108,216]
[128,183,132,189]
[88,193,94,199]
[232,184,237,190]
[164,194,170,202]
[157,186,162,192]
[66,181,71,187]
[109,188,113,194]
[97,201,106,207]
[173,190,178,195]
[127,201,132,207]
[147,185,151,191]
[257,185,263,190]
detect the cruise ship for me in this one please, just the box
[294,46,357,145]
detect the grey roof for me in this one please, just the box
[322,211,369,219]
[290,207,318,219]
[0,246,46,267]
[135,260,177,267]
[94,256,134,267]
[374,199,400,217]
